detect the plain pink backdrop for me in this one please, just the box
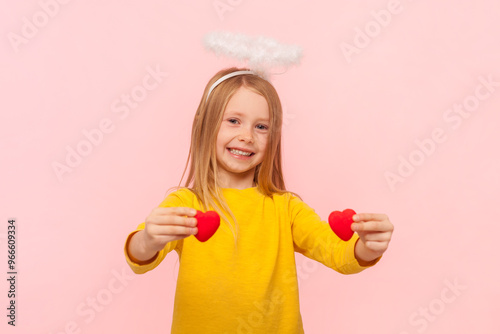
[1,1,499,333]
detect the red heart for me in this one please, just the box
[328,209,357,241]
[194,210,220,242]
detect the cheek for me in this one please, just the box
[217,133,228,146]
[217,125,232,141]
[258,135,269,150]
[216,128,227,145]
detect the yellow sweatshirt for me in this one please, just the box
[124,187,380,333]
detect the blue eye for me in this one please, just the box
[227,118,268,130]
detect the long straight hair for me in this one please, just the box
[165,67,302,245]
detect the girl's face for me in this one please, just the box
[215,86,270,188]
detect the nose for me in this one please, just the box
[238,127,254,143]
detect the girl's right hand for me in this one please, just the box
[142,207,198,253]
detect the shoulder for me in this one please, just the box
[271,190,303,203]
[269,190,307,211]
[267,190,319,228]
[280,191,316,217]
[158,187,196,207]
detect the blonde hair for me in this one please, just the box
[165,67,302,246]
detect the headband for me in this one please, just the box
[206,70,256,102]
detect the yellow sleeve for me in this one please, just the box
[124,191,187,274]
[289,194,381,275]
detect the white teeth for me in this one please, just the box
[229,148,252,156]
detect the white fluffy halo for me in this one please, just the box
[203,31,303,79]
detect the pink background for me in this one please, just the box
[1,1,499,333]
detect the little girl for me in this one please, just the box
[124,68,394,333]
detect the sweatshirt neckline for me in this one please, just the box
[220,186,258,191]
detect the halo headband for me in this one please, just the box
[206,70,255,102]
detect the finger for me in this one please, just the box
[353,213,387,222]
[362,241,389,253]
[151,224,198,236]
[149,214,198,227]
[156,206,198,217]
[356,231,392,242]
[352,220,391,232]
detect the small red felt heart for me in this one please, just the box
[194,210,220,242]
[328,209,357,241]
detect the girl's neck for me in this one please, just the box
[219,181,256,190]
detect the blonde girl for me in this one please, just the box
[124,67,393,333]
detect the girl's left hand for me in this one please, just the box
[351,213,394,263]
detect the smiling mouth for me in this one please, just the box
[227,148,255,156]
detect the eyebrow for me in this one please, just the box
[227,111,270,122]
